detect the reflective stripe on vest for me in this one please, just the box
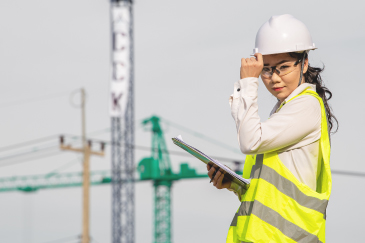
[226,90,332,243]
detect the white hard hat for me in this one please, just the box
[253,14,317,55]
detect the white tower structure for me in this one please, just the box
[109,0,135,243]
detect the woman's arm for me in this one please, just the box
[230,78,321,155]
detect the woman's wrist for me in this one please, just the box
[228,181,240,192]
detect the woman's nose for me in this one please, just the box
[271,72,281,83]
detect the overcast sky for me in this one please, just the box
[0,0,364,242]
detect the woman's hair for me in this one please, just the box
[289,52,339,134]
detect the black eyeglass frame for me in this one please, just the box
[263,59,302,77]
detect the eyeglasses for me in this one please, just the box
[261,60,301,78]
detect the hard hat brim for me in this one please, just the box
[251,47,317,56]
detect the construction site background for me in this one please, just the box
[0,0,363,242]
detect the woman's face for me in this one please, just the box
[261,53,308,103]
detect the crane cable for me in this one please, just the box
[0,129,110,167]
[160,117,242,155]
[0,90,71,109]
[0,135,58,152]
[40,235,80,243]
[44,156,82,178]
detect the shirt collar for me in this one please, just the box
[270,83,316,115]
[284,83,316,102]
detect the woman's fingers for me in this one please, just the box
[207,167,231,189]
[212,170,222,186]
[214,173,225,188]
[207,167,216,179]
[240,53,263,79]
[208,167,221,183]
[207,167,232,189]
[241,58,247,65]
[254,53,263,64]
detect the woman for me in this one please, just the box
[207,14,337,243]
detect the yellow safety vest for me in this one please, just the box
[226,90,332,243]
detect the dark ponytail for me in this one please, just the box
[290,52,339,134]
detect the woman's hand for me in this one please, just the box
[207,164,232,189]
[240,53,263,79]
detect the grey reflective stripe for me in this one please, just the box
[261,165,327,214]
[251,155,328,215]
[250,154,264,179]
[249,163,256,179]
[230,213,238,226]
[238,201,323,243]
[238,200,254,216]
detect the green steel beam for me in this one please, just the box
[0,170,112,193]
[0,166,211,193]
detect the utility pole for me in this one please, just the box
[60,88,105,243]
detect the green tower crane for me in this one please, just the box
[138,116,206,243]
[0,115,217,243]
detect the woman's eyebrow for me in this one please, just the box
[264,60,291,66]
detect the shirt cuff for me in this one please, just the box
[229,180,241,191]
[238,77,259,99]
[227,181,247,201]
[230,77,259,100]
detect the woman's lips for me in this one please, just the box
[273,87,284,91]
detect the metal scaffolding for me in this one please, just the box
[110,0,135,242]
[154,181,172,243]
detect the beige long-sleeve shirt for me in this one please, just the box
[228,78,321,199]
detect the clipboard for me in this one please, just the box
[172,136,250,189]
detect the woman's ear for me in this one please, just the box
[303,58,309,74]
